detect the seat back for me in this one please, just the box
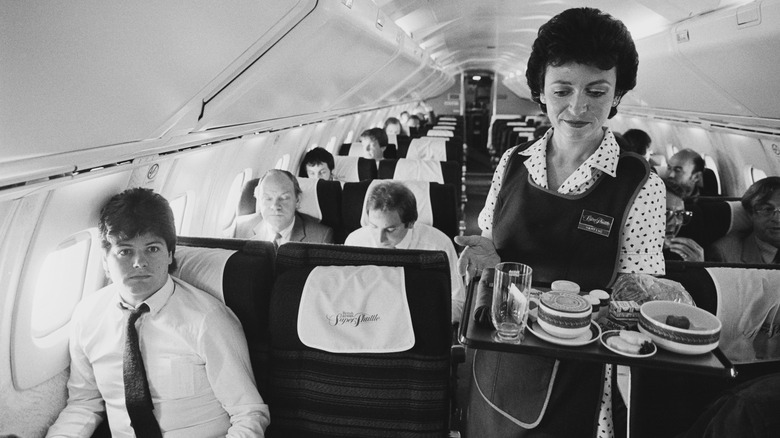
[237,177,342,232]
[174,236,276,394]
[266,243,452,437]
[340,179,458,240]
[333,156,378,182]
[701,168,720,196]
[677,197,746,247]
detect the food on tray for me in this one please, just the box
[665,315,691,329]
[607,330,654,355]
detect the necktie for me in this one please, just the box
[273,232,282,251]
[124,303,162,438]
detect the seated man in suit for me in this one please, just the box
[236,169,334,246]
[709,177,780,264]
[344,181,464,323]
[663,178,704,261]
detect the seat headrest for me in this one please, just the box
[333,156,377,182]
[173,246,235,302]
[379,159,444,184]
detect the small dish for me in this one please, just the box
[527,320,601,347]
[600,330,657,358]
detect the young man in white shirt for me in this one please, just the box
[344,181,464,323]
[47,188,270,438]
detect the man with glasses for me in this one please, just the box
[709,177,780,263]
[664,178,704,261]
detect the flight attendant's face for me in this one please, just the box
[541,62,617,144]
[367,208,411,248]
[103,232,172,305]
[751,190,780,248]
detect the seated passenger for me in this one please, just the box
[359,127,397,161]
[46,188,269,437]
[621,128,652,160]
[300,147,336,180]
[236,169,334,245]
[383,117,403,137]
[663,178,704,261]
[344,181,465,323]
[668,148,705,199]
[709,177,780,264]
[407,115,423,137]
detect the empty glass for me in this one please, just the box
[491,262,533,343]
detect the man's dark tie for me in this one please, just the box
[124,303,162,438]
[273,232,282,251]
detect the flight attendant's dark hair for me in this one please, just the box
[99,187,178,272]
[526,7,639,119]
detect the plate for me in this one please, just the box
[600,330,657,358]
[527,320,601,347]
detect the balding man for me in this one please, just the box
[236,169,334,246]
[668,148,705,199]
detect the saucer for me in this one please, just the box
[527,320,601,347]
[600,330,657,358]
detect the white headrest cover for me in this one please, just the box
[407,137,448,161]
[174,246,236,303]
[426,129,453,138]
[360,179,433,227]
[333,156,363,182]
[295,177,323,220]
[393,159,444,184]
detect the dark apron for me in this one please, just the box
[467,146,649,437]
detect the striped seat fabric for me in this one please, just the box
[267,243,453,437]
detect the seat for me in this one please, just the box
[701,168,720,196]
[332,156,378,182]
[340,179,459,240]
[236,177,342,232]
[265,243,456,437]
[628,261,780,438]
[677,197,747,248]
[378,158,460,186]
[173,236,276,395]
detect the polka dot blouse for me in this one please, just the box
[478,127,665,276]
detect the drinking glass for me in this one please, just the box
[491,262,533,343]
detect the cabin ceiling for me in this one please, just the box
[377,0,739,80]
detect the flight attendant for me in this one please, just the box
[456,8,665,437]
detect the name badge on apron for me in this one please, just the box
[578,210,614,237]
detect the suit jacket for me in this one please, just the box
[235,212,334,244]
[707,230,765,263]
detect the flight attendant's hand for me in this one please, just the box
[454,235,501,285]
[667,237,705,262]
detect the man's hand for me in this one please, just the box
[454,235,501,285]
[667,237,705,262]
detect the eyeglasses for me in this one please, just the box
[666,209,693,225]
[754,205,780,218]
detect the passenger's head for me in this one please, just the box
[301,147,334,180]
[622,129,652,157]
[667,149,705,197]
[663,178,692,241]
[255,169,302,233]
[407,115,422,129]
[526,7,638,120]
[364,181,418,248]
[359,128,388,160]
[99,188,177,300]
[384,117,402,136]
[741,177,780,248]
[399,111,410,124]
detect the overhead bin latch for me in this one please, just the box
[737,2,761,28]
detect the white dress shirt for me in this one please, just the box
[254,216,295,244]
[345,223,465,323]
[47,276,270,438]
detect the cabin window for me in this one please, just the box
[220,169,252,230]
[275,154,291,170]
[326,136,337,153]
[745,165,767,186]
[345,130,355,144]
[31,231,95,339]
[703,155,721,195]
[170,193,188,234]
